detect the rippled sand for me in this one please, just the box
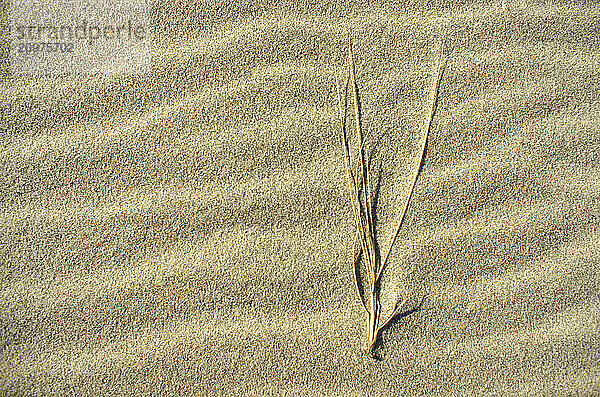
[2,1,599,395]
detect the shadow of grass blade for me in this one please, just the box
[352,236,370,311]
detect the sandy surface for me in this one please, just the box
[1,1,600,395]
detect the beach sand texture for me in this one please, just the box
[1,1,600,395]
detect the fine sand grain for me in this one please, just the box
[2,1,600,395]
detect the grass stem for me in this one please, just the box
[337,34,446,355]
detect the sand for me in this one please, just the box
[1,0,600,395]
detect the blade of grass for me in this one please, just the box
[377,40,446,284]
[337,72,370,313]
[338,33,446,356]
[349,35,377,280]
[349,35,381,351]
